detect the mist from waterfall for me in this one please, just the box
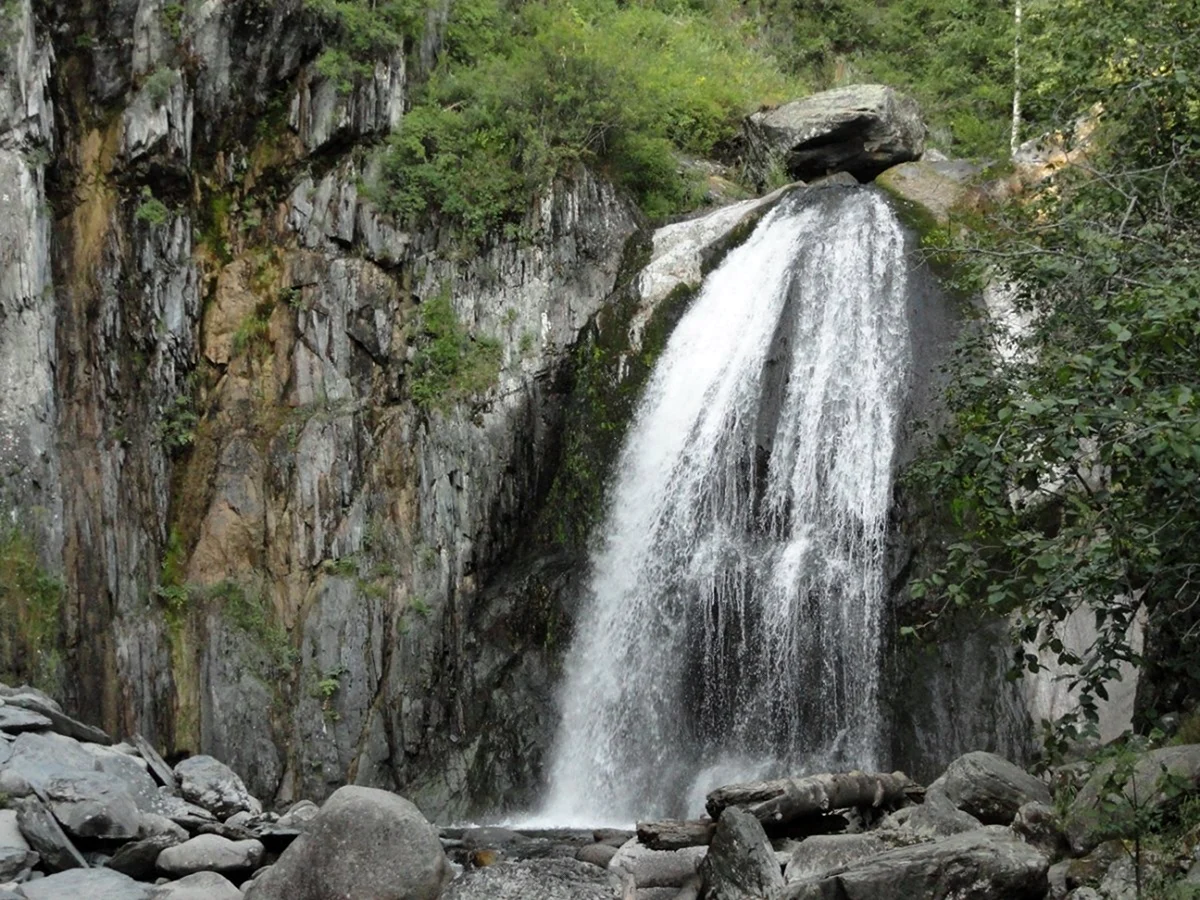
[539,188,912,825]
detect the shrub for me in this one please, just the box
[374,0,795,237]
[135,187,170,227]
[408,290,502,411]
[304,0,424,91]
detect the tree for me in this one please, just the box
[910,0,1200,750]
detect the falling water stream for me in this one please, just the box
[539,187,913,825]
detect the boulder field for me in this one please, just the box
[4,680,1200,899]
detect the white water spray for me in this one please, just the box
[540,188,912,824]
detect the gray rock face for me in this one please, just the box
[156,833,264,877]
[19,867,154,900]
[784,834,887,883]
[931,751,1052,825]
[782,827,1048,900]
[699,808,784,900]
[242,786,450,900]
[173,756,259,819]
[443,857,623,899]
[744,85,925,184]
[148,871,243,900]
[1066,744,1200,854]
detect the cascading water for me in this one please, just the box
[539,187,913,825]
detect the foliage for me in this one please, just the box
[211,580,297,674]
[749,0,1016,156]
[0,528,63,691]
[304,0,424,91]
[161,3,184,41]
[135,187,171,227]
[231,302,273,357]
[908,0,1200,746]
[374,0,795,237]
[160,391,199,454]
[143,67,179,105]
[408,289,502,411]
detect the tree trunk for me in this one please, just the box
[706,771,923,825]
[636,819,716,850]
[1011,0,1023,156]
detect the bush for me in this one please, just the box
[408,289,502,411]
[304,0,425,91]
[374,0,796,237]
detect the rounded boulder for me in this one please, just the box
[242,786,451,900]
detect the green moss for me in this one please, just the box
[408,289,502,411]
[210,580,297,675]
[231,302,273,357]
[537,254,697,551]
[135,187,171,227]
[0,528,64,694]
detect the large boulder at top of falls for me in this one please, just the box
[443,857,624,899]
[242,786,450,900]
[930,751,1052,825]
[743,84,925,185]
[782,827,1049,900]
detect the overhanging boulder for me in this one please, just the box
[744,85,925,185]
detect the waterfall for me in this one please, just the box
[540,188,912,825]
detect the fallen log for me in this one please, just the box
[636,818,716,850]
[706,771,923,825]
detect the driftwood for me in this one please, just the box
[636,818,717,850]
[706,771,923,825]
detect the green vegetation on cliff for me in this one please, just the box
[376,0,795,237]
[910,0,1200,748]
[0,529,63,692]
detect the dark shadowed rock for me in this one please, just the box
[131,735,178,794]
[19,866,153,899]
[156,833,265,877]
[148,871,243,899]
[0,690,112,745]
[700,808,785,900]
[15,796,87,871]
[0,705,52,734]
[1012,800,1068,860]
[782,827,1048,900]
[784,833,887,882]
[173,756,260,819]
[242,786,450,900]
[443,857,623,899]
[931,751,1051,825]
[0,845,36,881]
[106,833,182,879]
[743,85,925,185]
